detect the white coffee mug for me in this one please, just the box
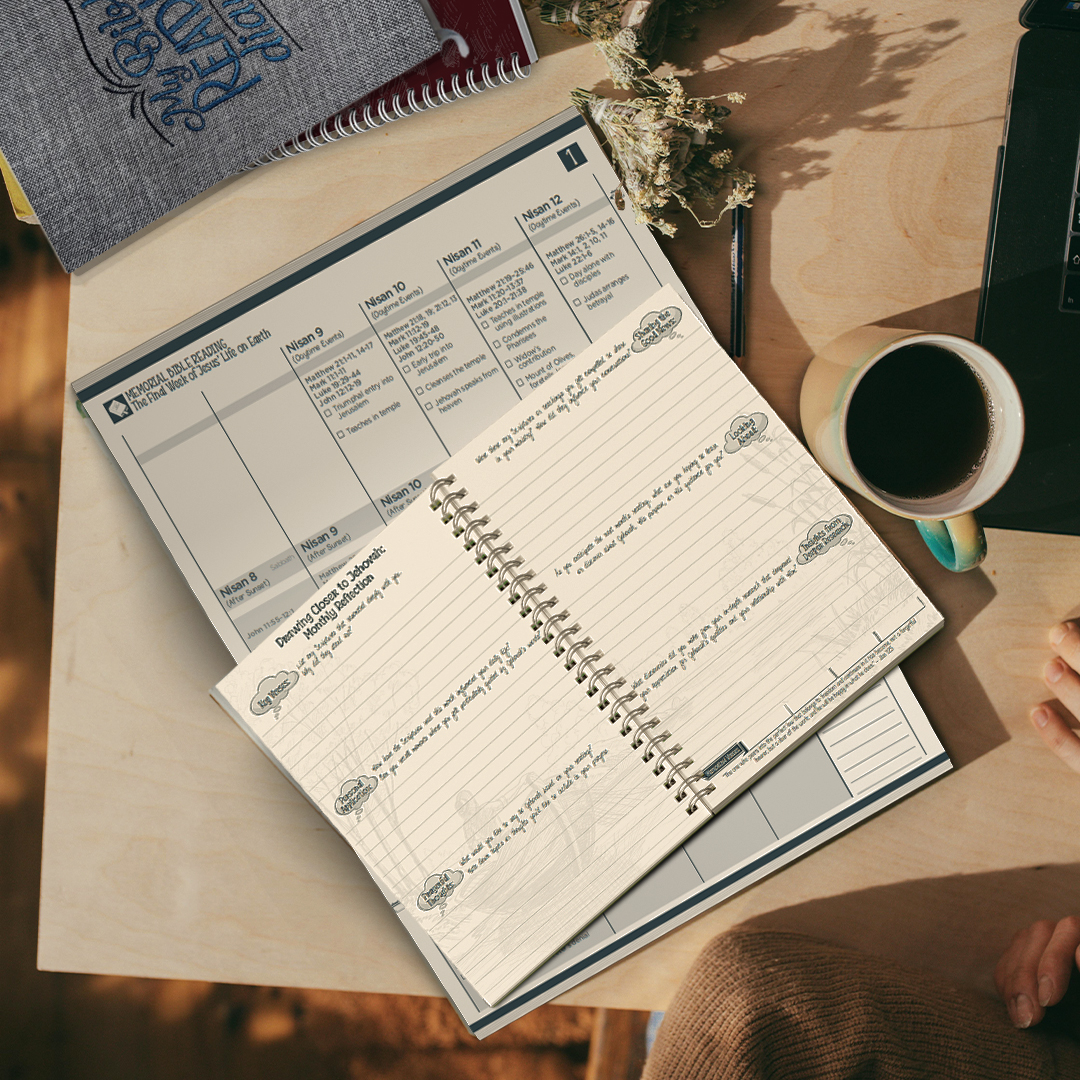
[800,326,1024,572]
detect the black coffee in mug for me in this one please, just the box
[845,343,990,499]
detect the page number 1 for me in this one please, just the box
[558,144,587,171]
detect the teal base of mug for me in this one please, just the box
[914,518,987,573]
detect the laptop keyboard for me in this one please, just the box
[1063,139,1080,312]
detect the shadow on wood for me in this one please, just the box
[0,187,600,1080]
[744,863,1080,997]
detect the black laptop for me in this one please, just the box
[975,5,1080,534]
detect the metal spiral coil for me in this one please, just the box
[563,637,594,672]
[596,677,624,708]
[460,515,490,548]
[471,530,501,558]
[530,597,560,632]
[450,501,479,535]
[551,622,580,655]
[243,53,532,171]
[585,665,615,697]
[430,475,714,816]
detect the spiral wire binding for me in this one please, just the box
[430,476,717,815]
[244,53,532,171]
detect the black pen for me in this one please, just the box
[730,204,746,360]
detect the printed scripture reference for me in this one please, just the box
[77,113,685,660]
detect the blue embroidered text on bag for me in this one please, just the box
[0,0,440,269]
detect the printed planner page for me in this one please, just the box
[452,286,944,811]
[74,110,690,661]
[213,500,699,1006]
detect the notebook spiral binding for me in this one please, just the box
[430,476,718,815]
[246,53,531,170]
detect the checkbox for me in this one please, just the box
[505,359,514,366]
[336,430,345,439]
[493,340,500,348]
[560,277,568,285]
[324,409,332,417]
[516,379,524,387]
[416,386,424,395]
[573,298,581,306]
[426,402,434,410]
[403,363,411,371]
[481,320,489,329]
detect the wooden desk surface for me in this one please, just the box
[40,0,1080,1010]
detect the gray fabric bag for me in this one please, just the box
[0,0,439,269]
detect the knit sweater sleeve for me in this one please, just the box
[642,928,1080,1080]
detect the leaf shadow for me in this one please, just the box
[624,3,969,419]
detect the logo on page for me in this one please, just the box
[701,741,748,779]
[334,775,378,818]
[630,307,683,352]
[796,516,853,564]
[417,869,464,913]
[250,670,299,716]
[723,412,769,452]
[104,394,134,423]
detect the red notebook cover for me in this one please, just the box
[257,0,538,163]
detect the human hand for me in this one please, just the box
[995,917,1080,1028]
[1029,621,1080,773]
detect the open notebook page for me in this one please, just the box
[214,286,941,1005]
[214,475,702,1006]
[450,285,942,808]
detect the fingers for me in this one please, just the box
[1036,916,1080,1008]
[1030,702,1080,774]
[995,920,1056,1027]
[1032,622,1080,774]
[995,917,1080,1027]
[1050,621,1080,675]
[1003,628,1080,1027]
[1045,622,1080,721]
[1045,622,1080,720]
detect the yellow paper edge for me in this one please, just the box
[0,148,39,224]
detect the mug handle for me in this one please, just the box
[914,514,987,572]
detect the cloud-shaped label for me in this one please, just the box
[417,869,465,912]
[797,515,853,564]
[724,412,769,452]
[631,306,683,352]
[250,670,300,715]
[334,775,378,816]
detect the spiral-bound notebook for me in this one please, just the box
[251,0,537,167]
[212,286,943,1005]
[0,0,441,269]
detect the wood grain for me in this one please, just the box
[41,0,1080,1014]
[0,139,600,1080]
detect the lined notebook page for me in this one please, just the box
[453,286,942,809]
[214,495,698,1005]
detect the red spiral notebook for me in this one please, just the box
[252,0,538,167]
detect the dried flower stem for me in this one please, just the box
[524,0,755,234]
[535,0,718,85]
[572,76,754,235]
[540,0,670,86]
